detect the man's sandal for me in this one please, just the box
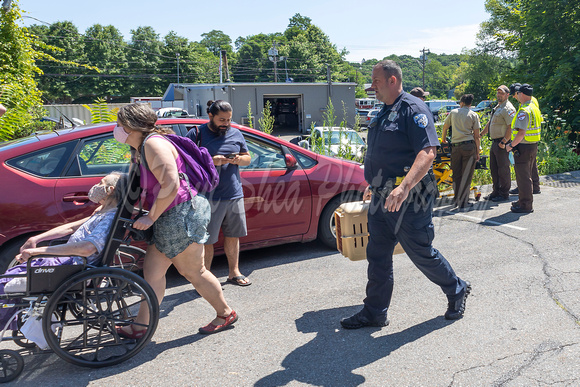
[198,310,238,334]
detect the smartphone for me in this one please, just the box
[225,153,238,159]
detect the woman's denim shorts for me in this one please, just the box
[151,194,210,259]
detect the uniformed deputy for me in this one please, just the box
[480,85,516,201]
[440,94,481,209]
[340,60,471,330]
[506,84,542,213]
[508,83,542,195]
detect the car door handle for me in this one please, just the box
[63,194,90,204]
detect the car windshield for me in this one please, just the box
[322,131,365,146]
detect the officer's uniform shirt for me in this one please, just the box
[443,107,481,143]
[489,100,516,139]
[364,92,439,188]
[513,101,535,145]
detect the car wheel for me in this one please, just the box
[317,194,362,249]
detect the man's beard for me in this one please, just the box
[209,119,230,136]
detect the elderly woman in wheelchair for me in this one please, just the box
[0,172,124,299]
[0,171,159,382]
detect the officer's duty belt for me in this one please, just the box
[370,171,436,200]
[452,140,474,146]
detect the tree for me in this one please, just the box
[28,21,86,103]
[479,0,580,135]
[0,2,45,140]
[127,26,166,97]
[162,32,219,85]
[81,24,127,102]
[200,30,233,58]
[233,33,284,82]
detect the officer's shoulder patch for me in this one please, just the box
[517,111,527,121]
[413,113,429,128]
[508,110,516,117]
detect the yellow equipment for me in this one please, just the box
[433,142,487,201]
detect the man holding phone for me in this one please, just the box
[186,100,253,286]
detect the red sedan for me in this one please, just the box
[0,119,366,271]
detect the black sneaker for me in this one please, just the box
[511,205,533,213]
[445,281,471,320]
[509,187,519,195]
[340,311,389,329]
[533,189,541,194]
[491,196,509,202]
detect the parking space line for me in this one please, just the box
[443,211,528,231]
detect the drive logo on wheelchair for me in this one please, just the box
[33,268,55,274]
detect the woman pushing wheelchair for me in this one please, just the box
[113,103,237,337]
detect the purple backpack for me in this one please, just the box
[141,133,219,193]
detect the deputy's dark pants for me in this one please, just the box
[531,157,540,192]
[513,143,538,211]
[490,139,511,198]
[361,190,467,322]
[451,142,477,206]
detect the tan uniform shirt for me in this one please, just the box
[443,107,481,143]
[489,101,516,139]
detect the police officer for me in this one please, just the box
[440,94,481,209]
[340,60,470,329]
[480,85,516,201]
[508,83,541,195]
[409,87,429,101]
[506,84,541,213]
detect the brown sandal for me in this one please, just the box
[116,325,147,339]
[198,310,238,334]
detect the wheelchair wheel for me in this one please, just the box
[112,245,146,273]
[42,267,159,368]
[0,349,24,383]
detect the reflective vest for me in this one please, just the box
[511,101,541,143]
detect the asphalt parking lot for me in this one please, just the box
[7,171,580,386]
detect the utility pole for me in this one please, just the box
[280,56,290,82]
[176,53,180,83]
[268,41,279,82]
[221,50,230,81]
[420,47,430,90]
[219,51,223,83]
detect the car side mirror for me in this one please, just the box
[289,136,303,145]
[297,139,310,150]
[284,153,298,169]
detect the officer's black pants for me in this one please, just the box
[490,139,511,198]
[360,190,467,322]
[513,143,538,211]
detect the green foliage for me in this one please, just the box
[82,98,118,124]
[0,2,44,140]
[258,100,274,134]
[246,101,253,128]
[200,30,234,57]
[322,98,336,128]
[80,138,130,165]
[479,0,580,139]
[536,112,580,175]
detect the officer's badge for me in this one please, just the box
[388,110,397,121]
[509,110,516,117]
[413,113,429,128]
[517,111,527,121]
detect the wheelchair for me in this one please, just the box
[433,142,488,201]
[0,164,158,383]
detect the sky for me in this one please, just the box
[18,0,490,62]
